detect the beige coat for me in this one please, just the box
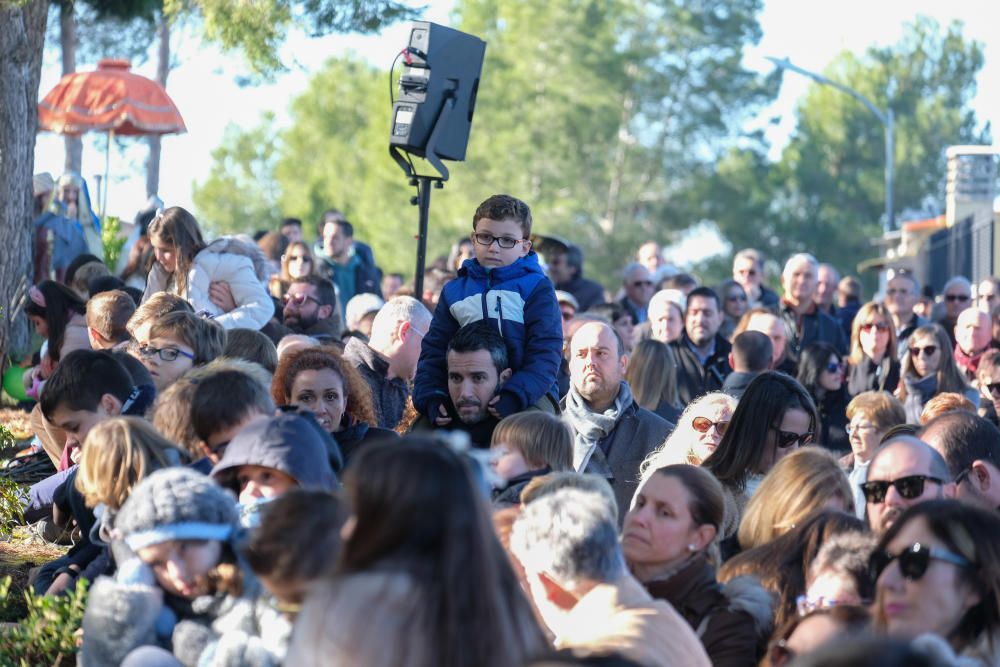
[555,575,712,667]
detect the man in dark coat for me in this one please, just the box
[670,287,733,406]
[562,321,673,521]
[343,295,430,430]
[721,331,772,400]
[779,253,847,365]
[546,244,606,312]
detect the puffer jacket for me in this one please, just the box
[413,251,563,418]
[142,237,274,330]
[644,556,773,667]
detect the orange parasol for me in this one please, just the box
[38,59,186,214]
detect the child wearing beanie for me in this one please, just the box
[80,467,290,667]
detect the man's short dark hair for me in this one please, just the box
[191,370,275,442]
[293,275,338,309]
[732,331,772,373]
[565,245,584,273]
[40,350,133,420]
[686,286,721,313]
[472,194,532,238]
[447,321,509,375]
[334,219,354,238]
[662,273,699,292]
[280,217,302,230]
[920,411,1000,478]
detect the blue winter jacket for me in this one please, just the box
[413,252,564,418]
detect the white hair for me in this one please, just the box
[943,275,972,294]
[370,296,432,340]
[782,253,819,279]
[647,289,686,318]
[345,293,385,331]
[510,488,625,591]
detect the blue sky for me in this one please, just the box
[33,0,999,255]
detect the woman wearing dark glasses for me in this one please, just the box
[270,240,318,300]
[702,372,819,548]
[797,342,850,454]
[846,302,900,396]
[895,324,978,423]
[639,392,737,473]
[871,500,1000,665]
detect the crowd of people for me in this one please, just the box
[9,177,1000,666]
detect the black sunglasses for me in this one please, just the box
[860,474,943,504]
[775,429,813,449]
[909,345,938,358]
[869,542,974,583]
[945,294,971,302]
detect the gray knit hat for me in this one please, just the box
[115,467,239,551]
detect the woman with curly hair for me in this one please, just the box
[272,345,397,465]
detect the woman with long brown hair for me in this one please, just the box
[895,323,977,423]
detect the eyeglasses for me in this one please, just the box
[945,294,971,302]
[283,292,321,307]
[869,542,974,583]
[692,416,730,435]
[860,322,889,333]
[845,422,876,435]
[860,474,943,504]
[139,345,194,362]
[825,361,843,373]
[472,232,524,249]
[630,280,654,288]
[886,288,911,297]
[287,255,310,263]
[736,268,758,277]
[909,345,938,358]
[955,467,972,485]
[774,429,813,448]
[727,294,748,302]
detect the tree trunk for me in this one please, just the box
[146,13,170,199]
[0,0,50,360]
[60,2,82,175]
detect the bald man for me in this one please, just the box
[563,321,673,520]
[954,307,996,382]
[863,435,956,533]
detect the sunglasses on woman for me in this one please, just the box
[825,361,843,373]
[860,322,889,333]
[692,416,729,435]
[869,542,974,583]
[774,429,813,448]
[859,474,943,504]
[909,345,938,358]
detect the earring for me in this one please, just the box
[687,544,696,552]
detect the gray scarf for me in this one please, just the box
[566,382,634,471]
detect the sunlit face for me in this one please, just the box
[140,335,195,391]
[886,276,918,319]
[637,242,664,274]
[955,308,991,356]
[747,312,786,365]
[447,349,504,424]
[907,333,940,378]
[760,407,812,474]
[782,258,817,305]
[491,443,530,481]
[943,283,973,319]
[623,267,655,308]
[866,442,944,534]
[978,279,999,314]
[151,238,178,274]
[290,368,346,433]
[687,400,734,459]
[622,474,711,573]
[236,464,298,504]
[137,539,222,599]
[686,295,721,347]
[650,300,683,344]
[814,266,839,307]
[471,218,530,268]
[819,354,844,392]
[847,410,882,464]
[285,243,313,280]
[733,256,761,290]
[322,222,351,259]
[876,516,980,640]
[570,323,627,406]
[858,315,891,359]
[50,400,118,451]
[283,283,328,331]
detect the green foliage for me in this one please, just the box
[101,215,127,270]
[0,575,89,666]
[193,0,776,284]
[699,17,990,281]
[0,471,23,539]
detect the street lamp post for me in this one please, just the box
[767,57,895,234]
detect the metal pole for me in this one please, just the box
[413,176,432,299]
[885,108,895,233]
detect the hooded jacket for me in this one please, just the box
[143,237,274,330]
[211,414,338,493]
[413,252,563,419]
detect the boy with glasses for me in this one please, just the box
[414,194,563,423]
[137,311,225,391]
